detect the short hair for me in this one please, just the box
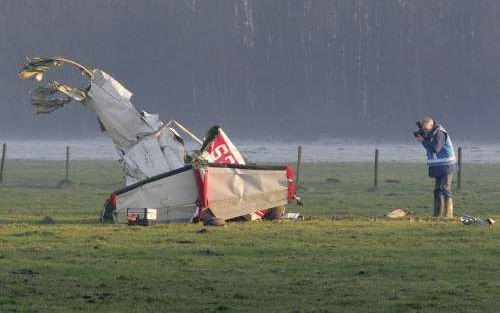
[420,117,434,125]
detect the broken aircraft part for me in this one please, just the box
[19,57,186,184]
[19,56,301,224]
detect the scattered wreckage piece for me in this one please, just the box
[460,215,496,226]
[19,56,302,224]
[384,209,413,219]
[281,213,305,221]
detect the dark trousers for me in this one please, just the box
[434,174,454,198]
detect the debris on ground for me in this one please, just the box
[281,213,304,221]
[384,209,413,219]
[460,215,495,226]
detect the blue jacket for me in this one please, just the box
[421,124,457,177]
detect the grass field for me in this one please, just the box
[1,160,500,312]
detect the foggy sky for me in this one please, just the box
[1,0,500,141]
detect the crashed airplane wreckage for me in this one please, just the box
[18,57,301,224]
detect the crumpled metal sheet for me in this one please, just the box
[86,69,153,150]
[19,58,90,113]
[50,81,87,101]
[19,57,186,185]
[28,81,88,114]
[86,69,187,184]
[121,136,178,185]
[30,86,71,114]
[18,58,59,82]
[18,57,92,81]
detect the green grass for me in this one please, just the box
[1,160,500,312]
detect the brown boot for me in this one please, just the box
[443,197,454,219]
[433,195,444,218]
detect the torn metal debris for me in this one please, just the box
[19,56,302,224]
[460,215,495,226]
[384,209,413,219]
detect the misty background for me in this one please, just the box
[1,0,500,142]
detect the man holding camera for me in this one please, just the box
[415,117,457,218]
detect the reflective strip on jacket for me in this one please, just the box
[425,125,457,167]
